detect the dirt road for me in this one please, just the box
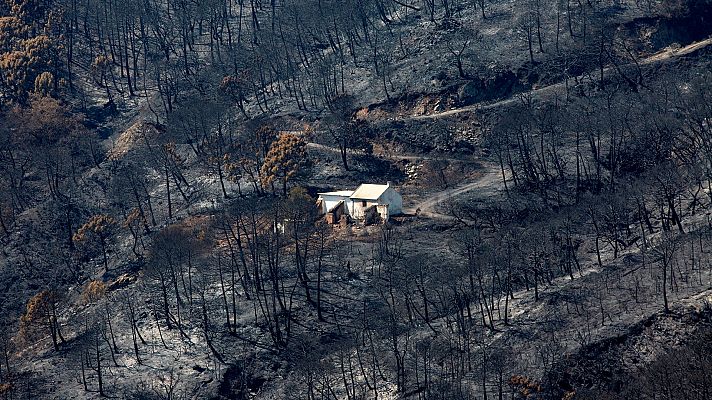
[406,162,504,220]
[404,36,712,121]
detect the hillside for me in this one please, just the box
[2,0,712,399]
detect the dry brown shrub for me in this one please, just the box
[81,280,107,304]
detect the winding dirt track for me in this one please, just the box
[402,36,712,121]
[407,161,503,219]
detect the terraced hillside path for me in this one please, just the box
[405,36,712,121]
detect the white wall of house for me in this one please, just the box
[350,199,379,219]
[376,204,390,221]
[379,187,403,215]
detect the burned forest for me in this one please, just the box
[2,0,712,398]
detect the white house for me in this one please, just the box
[318,182,403,224]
